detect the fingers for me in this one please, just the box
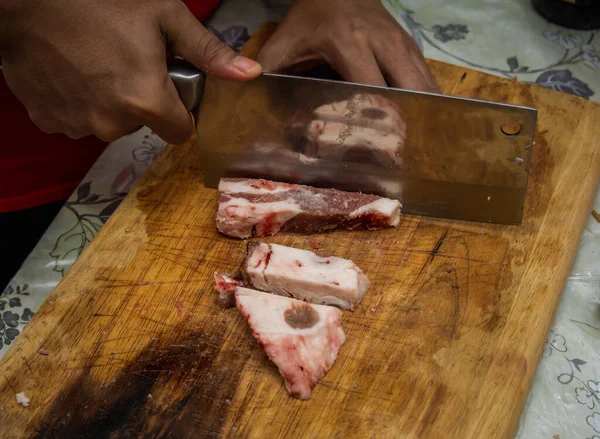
[30,79,194,144]
[256,30,292,72]
[161,1,261,81]
[91,118,144,143]
[373,33,440,93]
[409,49,440,93]
[329,43,387,86]
[256,29,321,74]
[259,25,387,86]
[140,78,194,144]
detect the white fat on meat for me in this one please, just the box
[235,287,346,400]
[216,195,303,239]
[307,120,403,168]
[218,179,299,195]
[245,243,369,310]
[312,93,406,137]
[349,198,401,226]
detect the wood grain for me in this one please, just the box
[0,22,599,439]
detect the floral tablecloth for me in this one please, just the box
[2,1,599,437]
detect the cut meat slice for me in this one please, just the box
[307,120,403,168]
[312,93,406,137]
[216,178,401,239]
[244,243,369,310]
[235,287,346,400]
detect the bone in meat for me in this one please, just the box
[235,286,346,400]
[244,243,370,310]
[307,120,403,168]
[216,178,401,239]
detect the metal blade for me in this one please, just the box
[196,73,537,224]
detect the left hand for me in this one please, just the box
[256,0,439,92]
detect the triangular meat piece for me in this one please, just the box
[235,287,346,400]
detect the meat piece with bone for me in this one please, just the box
[244,243,369,310]
[234,286,346,400]
[216,178,401,239]
[307,120,404,168]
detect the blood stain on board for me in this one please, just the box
[31,327,245,438]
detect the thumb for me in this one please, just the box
[162,3,262,81]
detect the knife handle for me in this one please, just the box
[167,58,205,113]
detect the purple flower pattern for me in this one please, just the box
[544,29,583,49]
[432,24,469,42]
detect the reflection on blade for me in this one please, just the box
[196,73,537,224]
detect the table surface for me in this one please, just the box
[1,1,599,438]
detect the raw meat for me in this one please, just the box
[216,178,401,239]
[307,120,403,168]
[244,243,369,310]
[312,93,405,136]
[213,272,245,307]
[235,286,346,400]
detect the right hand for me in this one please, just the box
[0,0,262,143]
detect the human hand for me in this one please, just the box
[256,0,439,92]
[0,0,262,143]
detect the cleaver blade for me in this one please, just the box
[168,59,537,225]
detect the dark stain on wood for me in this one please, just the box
[33,328,244,438]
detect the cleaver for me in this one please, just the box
[168,58,537,225]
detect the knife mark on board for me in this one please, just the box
[427,229,449,265]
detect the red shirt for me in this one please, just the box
[0,0,219,213]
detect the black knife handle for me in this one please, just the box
[167,58,205,112]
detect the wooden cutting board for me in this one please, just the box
[0,23,599,439]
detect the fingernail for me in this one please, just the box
[233,56,262,75]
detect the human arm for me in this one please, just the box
[0,0,262,143]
